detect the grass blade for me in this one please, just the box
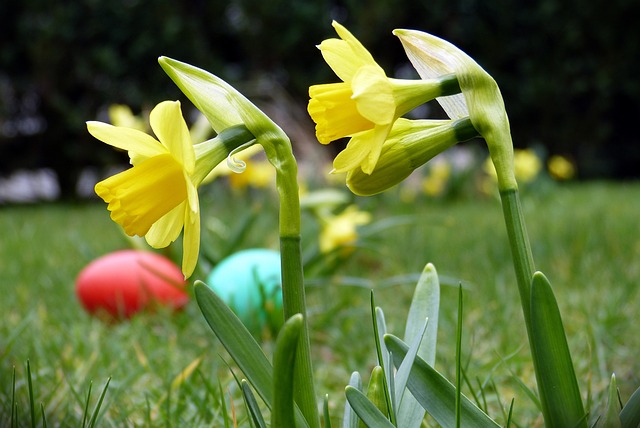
[529,272,587,427]
[370,293,395,424]
[194,281,310,428]
[26,360,35,428]
[385,334,500,428]
[11,366,17,428]
[241,380,267,428]
[344,386,395,428]
[88,377,111,428]
[455,285,463,428]
[620,385,640,428]
[324,394,332,428]
[81,381,93,428]
[271,314,303,428]
[40,402,47,428]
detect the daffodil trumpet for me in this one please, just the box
[346,117,478,196]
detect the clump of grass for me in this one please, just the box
[1,182,639,425]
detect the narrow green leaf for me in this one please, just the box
[395,317,428,406]
[343,372,362,428]
[370,293,396,424]
[324,394,332,428]
[345,386,395,428]
[455,285,463,428]
[241,380,267,428]
[272,314,303,428]
[40,402,47,428]
[26,360,35,428]
[219,380,231,428]
[11,366,17,428]
[620,385,640,428]
[194,281,309,428]
[385,334,500,428]
[399,262,440,428]
[529,272,587,427]
[596,374,621,428]
[82,381,93,428]
[88,377,111,428]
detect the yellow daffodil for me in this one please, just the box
[89,101,200,277]
[228,157,275,191]
[346,117,478,196]
[308,21,460,174]
[422,160,452,197]
[319,205,371,254]
[89,101,255,278]
[394,29,516,191]
[484,148,542,184]
[548,155,576,180]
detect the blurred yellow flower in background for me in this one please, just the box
[108,104,148,131]
[484,148,542,185]
[422,160,452,197]
[548,155,576,180]
[228,157,275,191]
[319,205,371,254]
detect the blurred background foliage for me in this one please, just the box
[1,0,639,198]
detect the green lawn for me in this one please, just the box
[1,181,639,426]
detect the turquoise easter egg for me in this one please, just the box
[206,249,283,332]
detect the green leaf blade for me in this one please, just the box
[194,281,309,428]
[272,314,303,428]
[529,272,587,428]
[345,386,395,428]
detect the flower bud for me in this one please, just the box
[346,117,477,196]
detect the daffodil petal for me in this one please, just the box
[332,131,374,173]
[145,201,185,248]
[87,121,165,164]
[351,66,395,125]
[181,193,201,278]
[360,124,391,174]
[149,101,195,172]
[318,22,376,82]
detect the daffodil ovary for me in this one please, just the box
[346,117,478,196]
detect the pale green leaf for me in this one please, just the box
[385,334,500,428]
[399,262,440,428]
[345,386,395,428]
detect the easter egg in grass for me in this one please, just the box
[76,250,188,320]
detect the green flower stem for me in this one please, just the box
[499,188,535,329]
[262,136,320,428]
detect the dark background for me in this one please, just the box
[1,0,639,198]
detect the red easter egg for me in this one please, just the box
[76,250,189,319]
